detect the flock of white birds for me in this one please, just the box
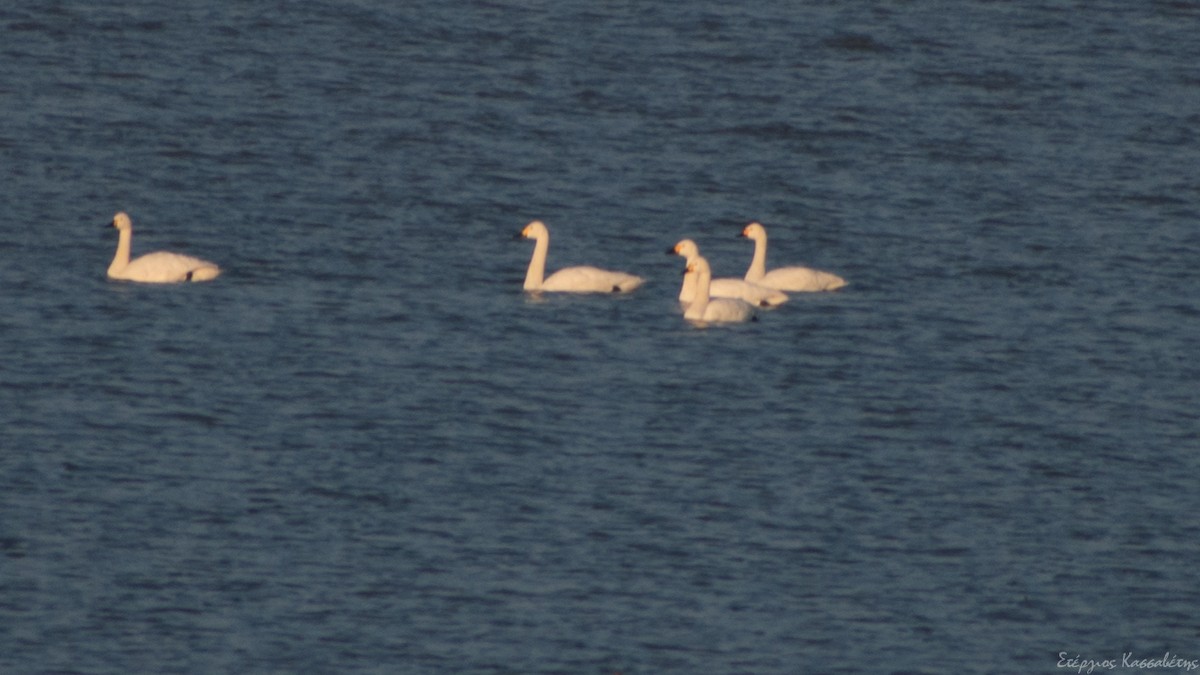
[519,219,845,325]
[103,212,844,326]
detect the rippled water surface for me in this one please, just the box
[3,1,1199,673]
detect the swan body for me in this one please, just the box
[520,220,643,293]
[670,239,788,307]
[106,212,220,283]
[684,256,755,324]
[741,222,845,292]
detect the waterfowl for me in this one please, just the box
[684,256,755,324]
[669,238,788,307]
[519,220,643,293]
[106,212,220,283]
[741,222,845,291]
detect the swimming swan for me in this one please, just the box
[741,222,845,291]
[106,212,220,283]
[669,239,788,307]
[684,256,755,324]
[519,220,643,293]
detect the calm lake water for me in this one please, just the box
[2,1,1199,673]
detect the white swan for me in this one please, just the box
[669,239,788,307]
[741,222,845,291]
[106,212,220,283]
[519,220,643,293]
[684,256,755,324]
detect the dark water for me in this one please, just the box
[3,1,1199,673]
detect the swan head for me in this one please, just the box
[111,212,133,231]
[520,220,549,240]
[685,256,712,278]
[669,239,700,260]
[741,222,767,241]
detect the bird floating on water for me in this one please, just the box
[106,212,220,283]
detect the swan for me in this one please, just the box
[106,212,220,283]
[741,222,845,291]
[519,220,643,293]
[669,239,788,307]
[684,256,755,324]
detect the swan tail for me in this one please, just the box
[187,266,221,282]
[823,273,848,291]
[614,275,645,293]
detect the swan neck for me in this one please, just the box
[685,270,711,319]
[746,236,767,281]
[679,269,697,302]
[108,227,132,276]
[524,232,549,290]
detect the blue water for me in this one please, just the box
[3,1,1199,673]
